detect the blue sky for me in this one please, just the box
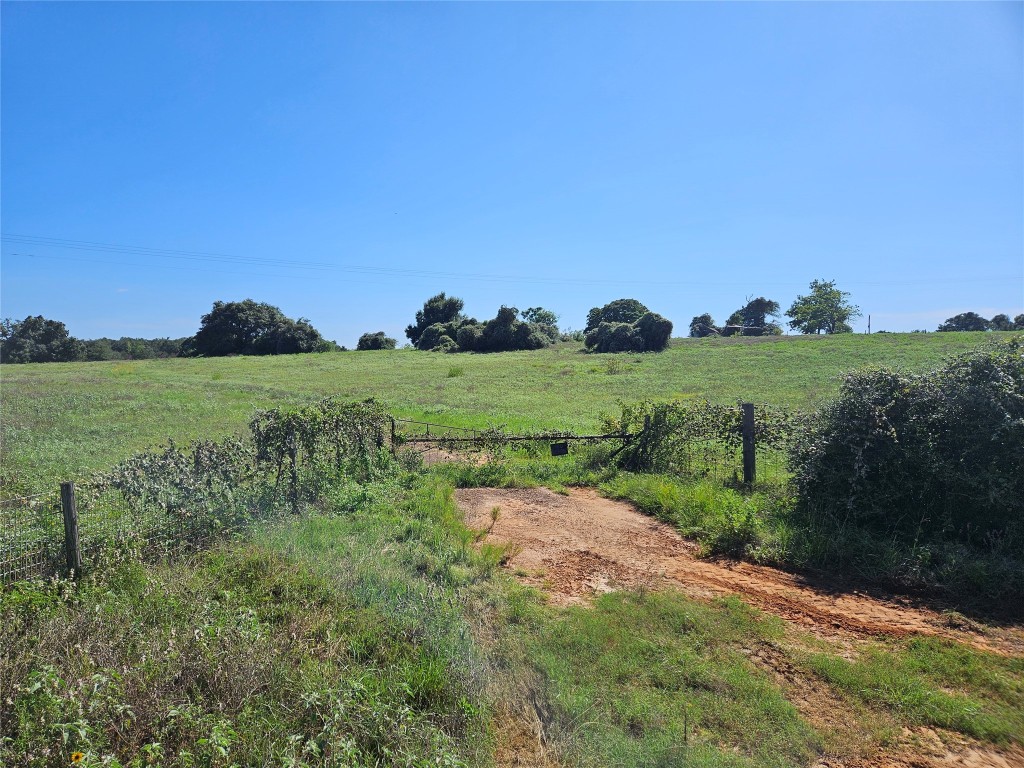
[2,1,1021,345]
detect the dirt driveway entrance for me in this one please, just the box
[457,487,1024,768]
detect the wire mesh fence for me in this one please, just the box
[0,491,63,584]
[2,401,802,585]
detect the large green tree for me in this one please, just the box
[937,312,991,332]
[405,293,465,348]
[585,299,649,332]
[181,300,330,357]
[725,297,782,334]
[786,280,860,335]
[356,331,397,350]
[0,315,85,363]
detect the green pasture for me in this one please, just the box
[1,332,1011,493]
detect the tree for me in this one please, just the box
[689,314,719,338]
[937,312,990,332]
[0,315,85,363]
[454,306,555,353]
[356,331,397,350]
[786,280,860,334]
[1016,315,1024,330]
[729,297,781,333]
[181,300,330,357]
[584,311,673,353]
[585,299,649,332]
[405,293,465,347]
[520,307,559,327]
[989,314,1014,332]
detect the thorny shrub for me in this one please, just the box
[792,339,1024,548]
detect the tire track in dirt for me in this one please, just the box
[455,486,1024,657]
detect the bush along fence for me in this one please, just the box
[1,396,804,585]
[0,399,394,585]
[601,399,807,484]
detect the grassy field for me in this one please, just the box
[2,332,1022,767]
[4,471,1020,767]
[1,331,1011,494]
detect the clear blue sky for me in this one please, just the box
[2,1,1021,345]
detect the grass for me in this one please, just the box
[1,474,495,767]
[511,591,821,768]
[2,332,1012,493]
[3,463,1022,767]
[802,637,1024,744]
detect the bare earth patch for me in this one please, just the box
[456,486,1024,768]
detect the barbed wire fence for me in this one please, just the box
[2,400,802,586]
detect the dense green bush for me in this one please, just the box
[792,339,1024,548]
[417,305,556,353]
[0,316,85,363]
[356,331,397,350]
[584,312,674,353]
[584,298,649,332]
[181,300,332,357]
[405,293,466,348]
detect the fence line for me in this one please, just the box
[2,404,797,585]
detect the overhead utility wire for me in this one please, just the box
[3,232,1021,289]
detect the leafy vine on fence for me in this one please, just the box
[602,399,807,473]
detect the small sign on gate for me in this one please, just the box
[550,442,569,457]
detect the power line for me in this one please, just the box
[2,232,1022,289]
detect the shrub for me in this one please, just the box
[356,331,397,350]
[417,323,458,352]
[584,322,643,353]
[791,339,1024,548]
[584,298,649,332]
[584,313,673,353]
[634,312,673,351]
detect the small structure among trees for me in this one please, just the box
[583,299,673,352]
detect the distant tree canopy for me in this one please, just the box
[585,298,649,333]
[356,331,397,351]
[83,337,187,361]
[180,300,331,357]
[583,300,673,353]
[405,293,465,347]
[786,280,860,335]
[723,297,782,336]
[689,313,719,338]
[406,294,559,353]
[937,312,1024,332]
[0,315,85,363]
[520,307,559,327]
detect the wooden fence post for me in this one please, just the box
[390,418,397,457]
[741,403,756,486]
[60,482,83,577]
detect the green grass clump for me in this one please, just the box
[804,637,1024,744]
[0,474,493,767]
[512,590,819,767]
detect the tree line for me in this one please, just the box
[3,280,1021,364]
[689,280,860,337]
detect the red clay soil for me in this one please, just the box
[455,487,1024,655]
[457,487,1024,768]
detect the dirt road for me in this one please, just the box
[456,486,1022,655]
[456,486,1024,767]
